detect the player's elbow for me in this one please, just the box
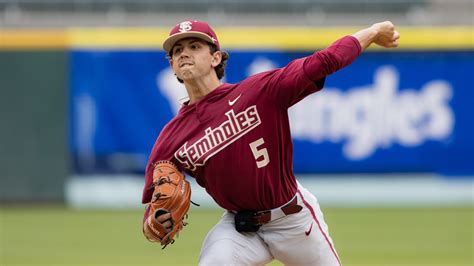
[315,52,344,76]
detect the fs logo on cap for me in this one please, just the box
[178,21,193,32]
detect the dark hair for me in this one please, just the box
[168,43,229,83]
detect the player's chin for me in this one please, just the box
[180,75,197,83]
[179,71,193,80]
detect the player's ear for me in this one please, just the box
[211,51,222,67]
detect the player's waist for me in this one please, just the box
[231,191,303,225]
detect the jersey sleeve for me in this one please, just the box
[141,161,154,204]
[263,35,361,108]
[141,115,195,204]
[141,121,176,204]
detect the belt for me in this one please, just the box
[250,195,303,225]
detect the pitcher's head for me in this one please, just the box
[164,20,228,83]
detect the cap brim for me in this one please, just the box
[163,32,215,53]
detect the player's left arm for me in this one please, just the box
[352,21,400,50]
[298,21,400,82]
[259,21,399,107]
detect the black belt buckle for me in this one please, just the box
[234,211,261,233]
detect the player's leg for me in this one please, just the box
[199,211,273,266]
[259,184,341,266]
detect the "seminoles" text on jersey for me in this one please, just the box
[175,105,261,170]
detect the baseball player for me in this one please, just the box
[142,20,399,265]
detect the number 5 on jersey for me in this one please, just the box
[249,138,270,168]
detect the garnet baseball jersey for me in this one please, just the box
[142,36,361,211]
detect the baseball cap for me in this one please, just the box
[163,20,220,54]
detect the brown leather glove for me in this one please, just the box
[142,161,191,248]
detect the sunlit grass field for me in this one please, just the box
[1,207,472,265]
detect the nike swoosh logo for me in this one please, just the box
[228,94,242,106]
[305,222,313,236]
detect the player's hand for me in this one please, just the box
[157,212,173,230]
[371,21,400,48]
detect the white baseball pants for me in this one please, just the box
[199,183,341,265]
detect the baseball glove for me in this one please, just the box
[142,160,191,248]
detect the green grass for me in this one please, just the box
[1,207,472,265]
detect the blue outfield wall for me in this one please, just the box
[70,49,474,176]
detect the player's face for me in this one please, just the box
[170,38,221,82]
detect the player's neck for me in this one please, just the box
[184,76,221,104]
